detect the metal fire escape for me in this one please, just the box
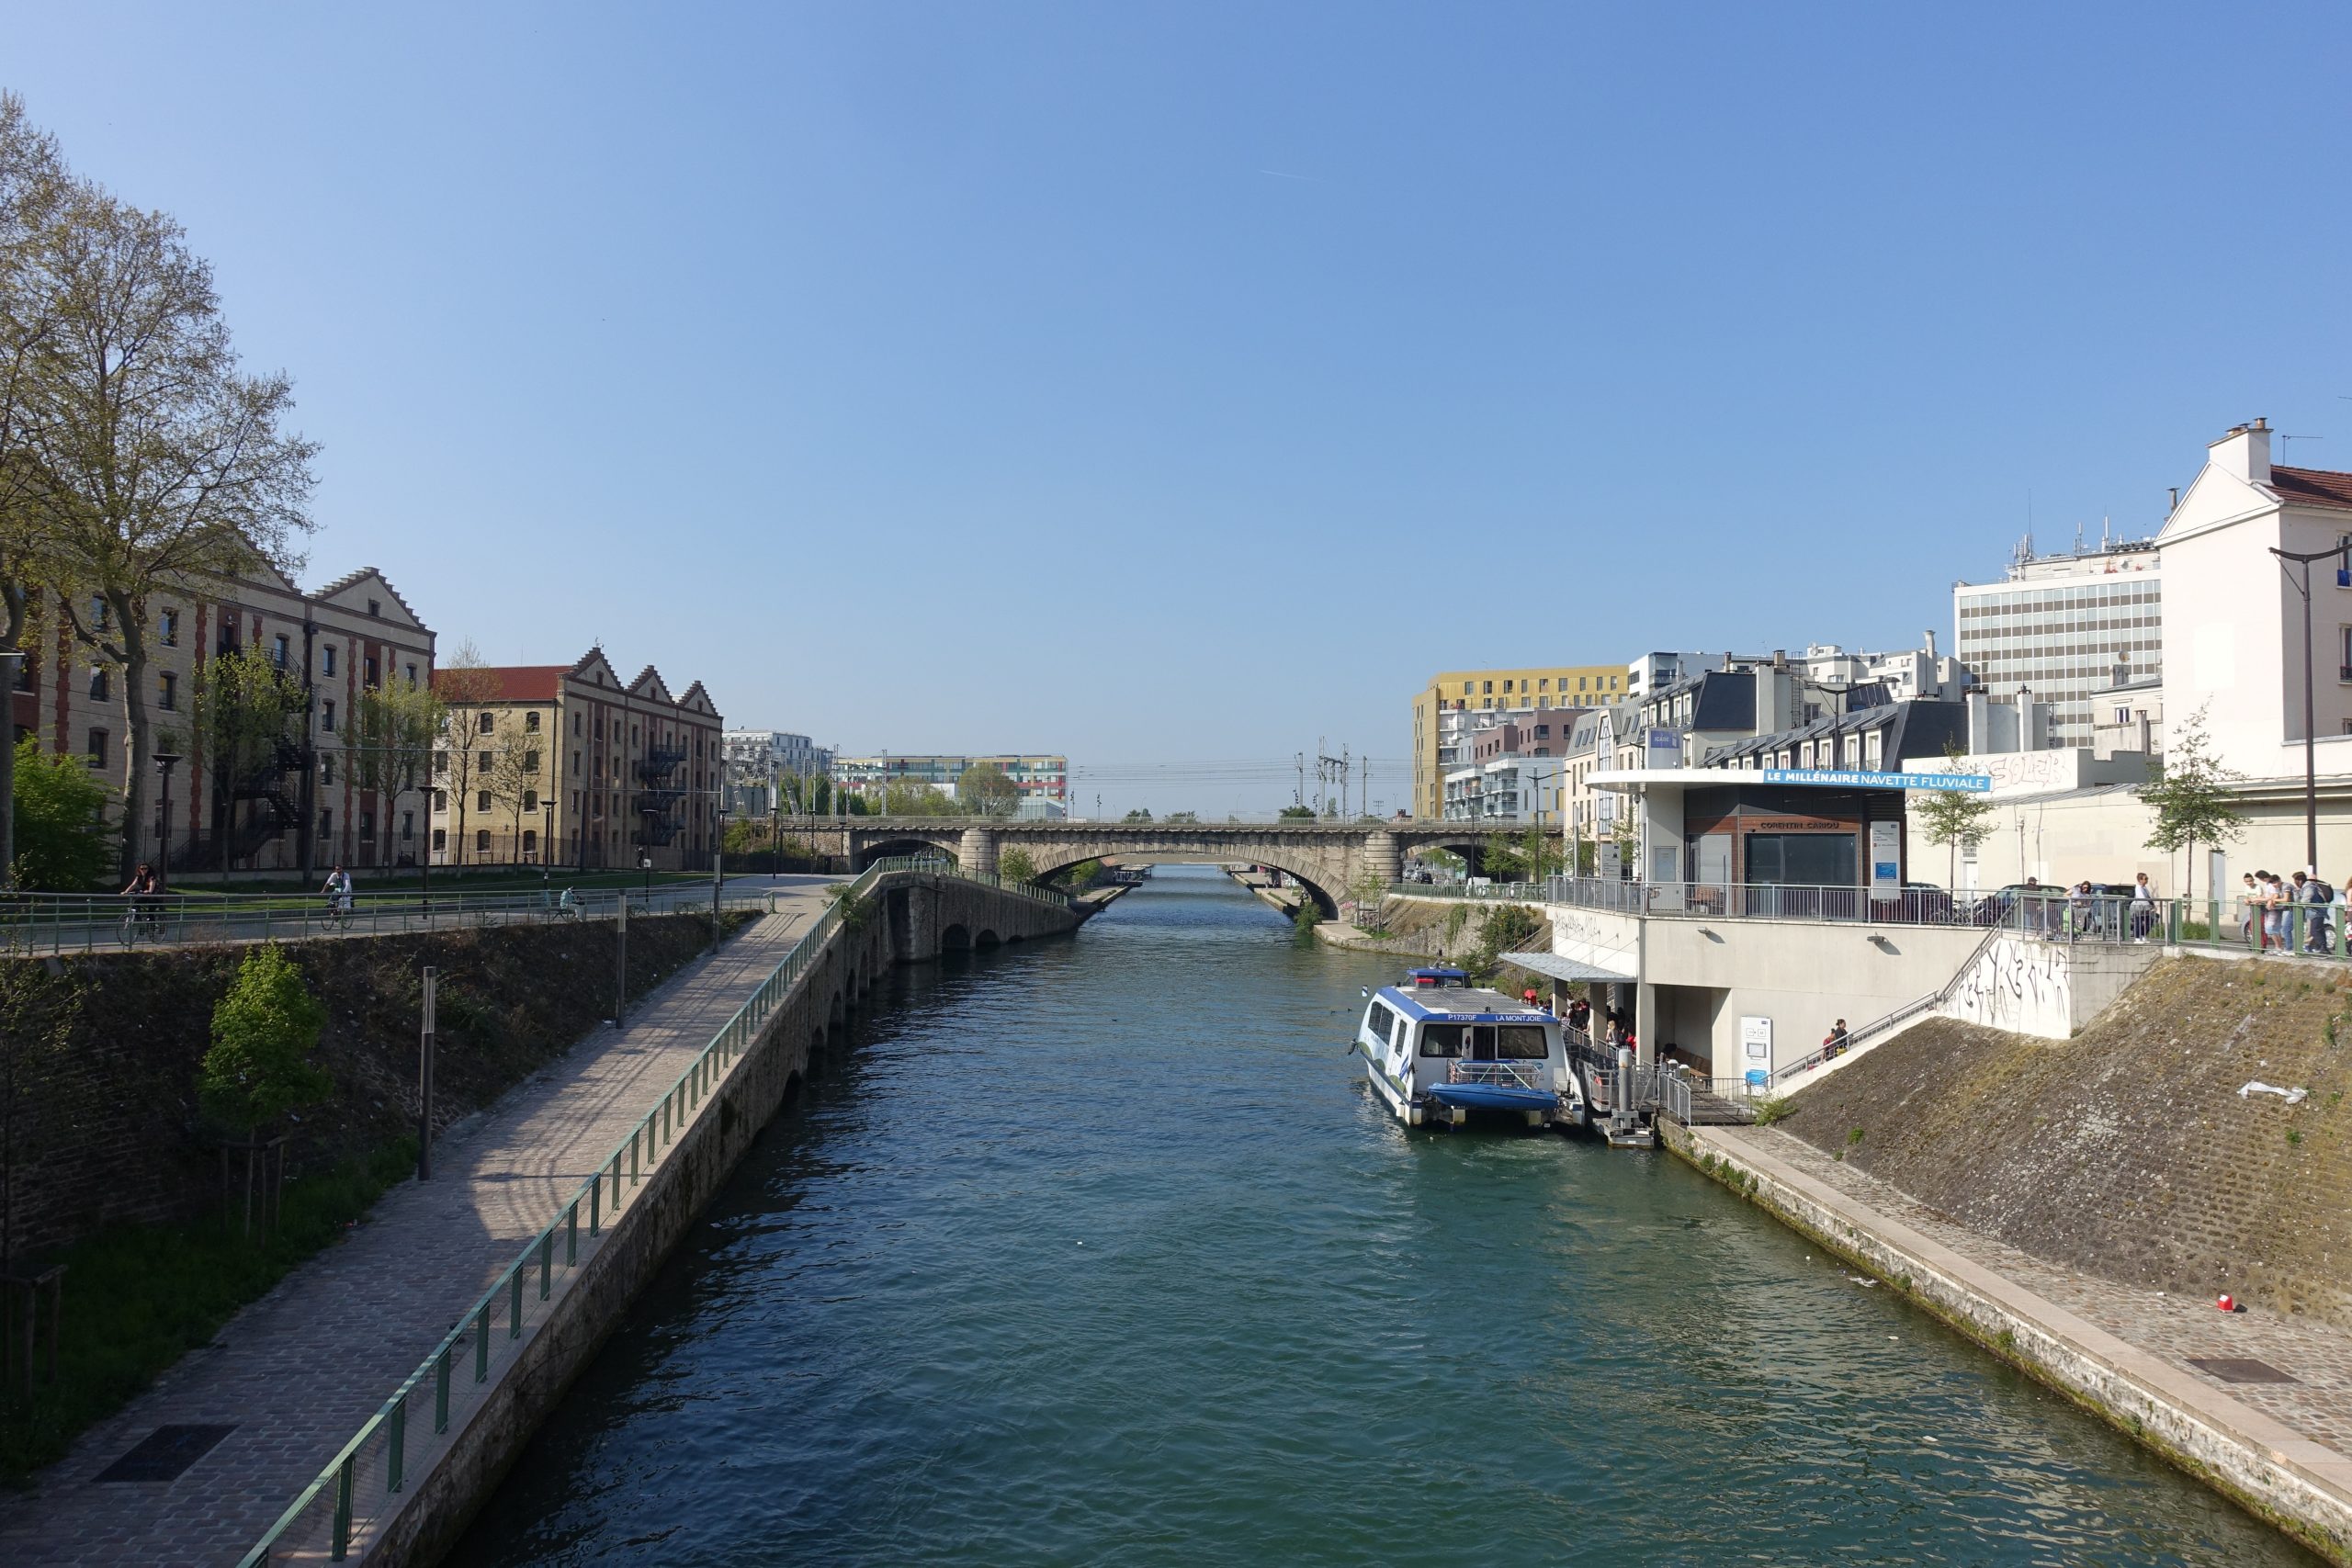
[633,744,689,849]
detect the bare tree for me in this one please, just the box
[483,721,542,865]
[433,641,497,868]
[0,93,71,888]
[20,182,317,877]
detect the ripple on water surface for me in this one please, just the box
[452,866,2318,1567]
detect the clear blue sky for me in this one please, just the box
[12,3,2351,815]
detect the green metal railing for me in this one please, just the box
[0,885,773,956]
[235,856,1064,1563]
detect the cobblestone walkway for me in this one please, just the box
[0,878,842,1568]
[1737,1125,2352,1463]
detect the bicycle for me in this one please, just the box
[120,899,165,945]
[322,898,356,934]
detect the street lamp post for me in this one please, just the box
[2272,544,2337,876]
[153,751,182,884]
[770,761,783,882]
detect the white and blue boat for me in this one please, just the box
[1353,968,1582,1128]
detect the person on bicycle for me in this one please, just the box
[121,863,161,931]
[322,863,354,919]
[557,886,581,919]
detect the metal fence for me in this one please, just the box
[0,885,771,956]
[232,854,1063,1563]
[1391,875,2192,944]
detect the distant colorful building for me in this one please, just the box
[831,753,1069,813]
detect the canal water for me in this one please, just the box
[454,866,2314,1566]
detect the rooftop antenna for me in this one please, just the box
[2280,434,2325,465]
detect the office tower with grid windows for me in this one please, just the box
[1954,538,2162,750]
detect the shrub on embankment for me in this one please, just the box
[1776,955,2352,1328]
[4,914,741,1262]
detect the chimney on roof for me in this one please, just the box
[1923,628,1937,658]
[2210,418,2273,487]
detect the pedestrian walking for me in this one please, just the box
[2130,872,2155,942]
[2297,870,2335,953]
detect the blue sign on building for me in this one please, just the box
[1760,768,1993,793]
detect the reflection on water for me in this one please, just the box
[453,866,2314,1566]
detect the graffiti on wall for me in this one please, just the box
[1944,935,2074,1039]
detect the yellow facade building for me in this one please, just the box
[1410,664,1623,819]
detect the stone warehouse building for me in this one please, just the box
[431,648,724,871]
[13,564,436,874]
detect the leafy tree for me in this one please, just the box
[997,846,1036,884]
[20,180,319,880]
[1123,807,1153,823]
[2141,703,2245,912]
[1279,804,1316,820]
[9,734,113,888]
[1347,867,1390,933]
[1485,826,1565,884]
[349,676,442,873]
[1164,810,1199,823]
[1913,739,1996,890]
[883,780,959,817]
[182,642,306,874]
[1058,857,1103,890]
[0,93,72,889]
[198,943,331,1138]
[956,762,1021,819]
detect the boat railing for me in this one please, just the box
[1449,1060,1549,1093]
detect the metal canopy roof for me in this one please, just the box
[1498,951,1635,985]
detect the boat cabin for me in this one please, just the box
[1356,976,1578,1128]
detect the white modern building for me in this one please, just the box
[1954,535,2163,750]
[720,729,833,817]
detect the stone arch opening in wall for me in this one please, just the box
[782,1070,804,1111]
[1022,846,1342,917]
[855,835,960,871]
[974,929,1001,951]
[942,922,972,951]
[1408,836,1508,879]
[829,990,844,1026]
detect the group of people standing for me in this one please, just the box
[2240,869,2338,953]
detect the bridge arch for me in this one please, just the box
[1021,844,1342,917]
[854,832,961,870]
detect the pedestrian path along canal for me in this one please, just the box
[454,866,2318,1565]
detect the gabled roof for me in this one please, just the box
[2273,466,2352,513]
[675,679,720,718]
[312,566,430,629]
[627,665,675,705]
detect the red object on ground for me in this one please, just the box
[2217,1293,2235,1312]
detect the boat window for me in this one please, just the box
[1367,1001,1398,1045]
[1497,1025,1550,1060]
[1417,1023,1464,1057]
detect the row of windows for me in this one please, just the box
[1959,582,2159,613]
[1458,672,1621,697]
[1960,619,2161,642]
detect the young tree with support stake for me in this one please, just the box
[2140,703,2245,921]
[1915,739,1996,892]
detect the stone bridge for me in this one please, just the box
[780,819,1512,913]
